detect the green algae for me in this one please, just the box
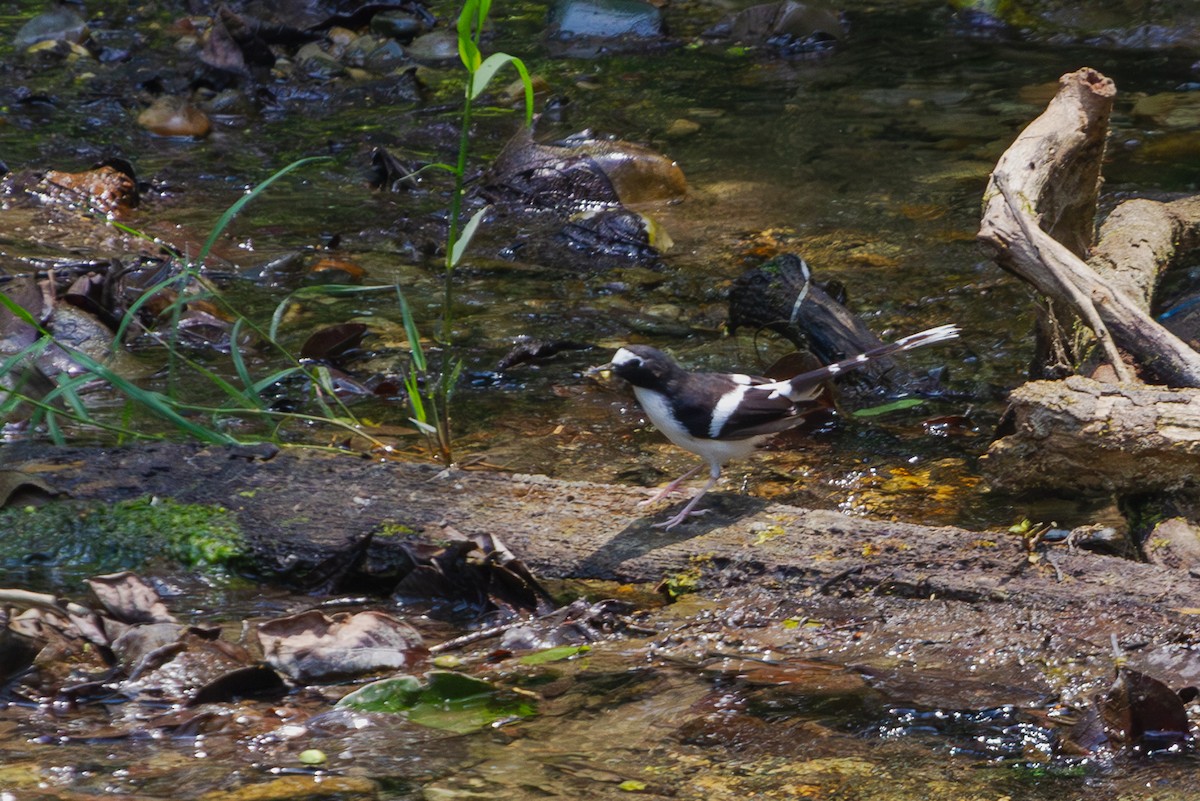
[0,496,247,572]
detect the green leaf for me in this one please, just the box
[518,644,590,666]
[472,53,534,127]
[456,0,482,71]
[450,205,490,268]
[850,397,926,418]
[248,366,303,397]
[228,319,266,409]
[338,671,536,733]
[471,53,534,122]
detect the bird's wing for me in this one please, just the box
[703,382,821,440]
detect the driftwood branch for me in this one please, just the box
[978,68,1200,387]
[980,69,1200,509]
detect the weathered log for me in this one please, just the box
[1089,195,1200,314]
[978,68,1200,387]
[10,444,1200,714]
[727,254,935,396]
[6,442,1200,614]
[985,376,1200,494]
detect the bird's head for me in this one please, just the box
[595,344,680,389]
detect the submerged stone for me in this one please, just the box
[137,95,212,138]
[552,133,687,204]
[406,30,460,64]
[547,0,663,39]
[707,0,845,55]
[14,7,88,50]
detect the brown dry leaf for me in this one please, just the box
[256,609,427,682]
[87,572,177,624]
[40,165,138,214]
[1099,667,1190,751]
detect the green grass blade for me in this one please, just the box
[395,288,427,372]
[268,284,394,341]
[111,268,191,354]
[249,365,303,396]
[62,346,237,443]
[195,156,332,268]
[0,290,43,330]
[228,318,266,408]
[850,397,927,418]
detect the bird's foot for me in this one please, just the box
[638,489,679,509]
[652,508,711,530]
[638,466,704,508]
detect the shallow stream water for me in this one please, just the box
[3,0,1200,798]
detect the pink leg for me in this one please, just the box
[653,466,721,530]
[638,463,704,508]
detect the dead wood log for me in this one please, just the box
[727,254,937,396]
[1089,195,1200,313]
[984,376,1200,494]
[978,68,1200,387]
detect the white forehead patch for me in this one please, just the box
[612,348,640,367]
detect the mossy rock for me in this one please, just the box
[0,496,247,574]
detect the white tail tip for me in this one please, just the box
[896,324,961,349]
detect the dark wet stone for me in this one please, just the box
[14,7,88,50]
[370,11,426,42]
[295,41,346,78]
[362,39,405,73]
[707,0,845,55]
[558,208,660,264]
[547,0,663,39]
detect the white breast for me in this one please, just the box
[632,386,766,469]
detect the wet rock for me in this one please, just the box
[559,208,662,263]
[564,135,687,203]
[1143,517,1200,572]
[489,127,686,207]
[14,7,88,50]
[547,0,664,39]
[295,41,346,78]
[950,0,1200,48]
[345,34,406,72]
[707,0,845,55]
[371,10,427,42]
[1131,92,1200,130]
[406,29,460,64]
[326,26,358,57]
[137,95,212,138]
[23,37,92,64]
[194,774,380,801]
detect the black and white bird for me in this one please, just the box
[596,324,960,529]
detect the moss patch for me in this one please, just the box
[0,496,246,572]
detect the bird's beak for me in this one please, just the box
[586,361,614,378]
